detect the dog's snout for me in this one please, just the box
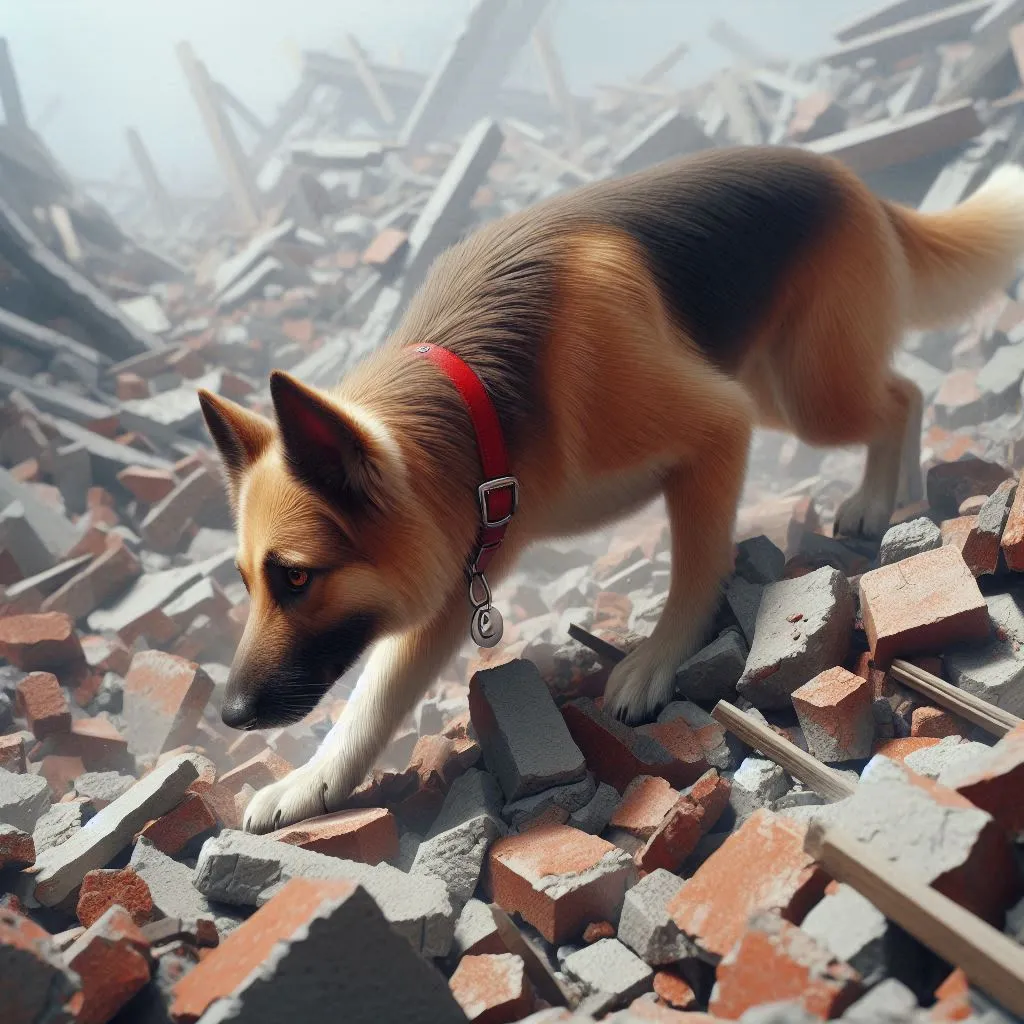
[221,693,258,730]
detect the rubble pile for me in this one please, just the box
[6,0,1024,1021]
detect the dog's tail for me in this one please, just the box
[885,163,1024,330]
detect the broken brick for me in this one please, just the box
[635,796,704,875]
[137,792,219,856]
[0,612,84,672]
[0,908,82,1022]
[961,478,1017,576]
[269,807,399,864]
[0,824,35,868]
[610,776,679,838]
[123,650,213,756]
[911,705,967,739]
[940,722,1024,836]
[77,867,155,928]
[0,734,25,773]
[652,970,697,1010]
[116,465,178,504]
[140,467,223,553]
[791,666,874,762]
[859,546,989,665]
[1001,479,1024,572]
[218,747,293,795]
[40,754,85,799]
[449,952,535,1023]
[15,671,71,738]
[488,824,633,944]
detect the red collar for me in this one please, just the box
[412,344,519,580]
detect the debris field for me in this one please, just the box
[7,1,1024,1022]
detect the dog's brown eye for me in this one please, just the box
[286,568,310,590]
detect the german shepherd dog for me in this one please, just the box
[199,146,1024,833]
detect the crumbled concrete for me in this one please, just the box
[617,868,691,966]
[502,775,597,830]
[800,882,889,986]
[568,782,621,835]
[879,517,942,566]
[412,812,504,910]
[841,978,920,1021]
[903,736,987,780]
[452,898,505,959]
[0,767,50,833]
[946,639,1024,717]
[32,801,85,854]
[73,771,135,808]
[729,757,790,821]
[562,938,653,1009]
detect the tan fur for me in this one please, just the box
[199,149,1024,833]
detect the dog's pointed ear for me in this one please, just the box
[269,370,388,512]
[198,389,274,497]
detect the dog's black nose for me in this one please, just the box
[221,695,257,730]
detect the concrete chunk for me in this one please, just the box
[675,627,748,702]
[617,868,690,965]
[879,517,941,565]
[0,767,51,833]
[469,659,587,801]
[568,782,621,835]
[730,757,789,820]
[562,938,653,1009]
[737,567,855,708]
[412,812,504,910]
[800,882,889,986]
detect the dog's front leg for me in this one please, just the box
[243,593,468,834]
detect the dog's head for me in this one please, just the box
[198,371,444,731]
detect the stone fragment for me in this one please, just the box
[469,659,587,801]
[170,878,467,1024]
[927,458,1010,517]
[859,546,989,665]
[675,627,747,702]
[563,938,653,1009]
[0,908,82,1024]
[501,775,596,831]
[64,904,151,1024]
[729,758,789,820]
[123,650,213,756]
[453,898,506,958]
[800,882,890,986]
[270,807,398,864]
[413,809,504,910]
[31,754,198,907]
[709,911,863,1020]
[668,810,827,961]
[140,466,223,552]
[841,978,919,1021]
[73,770,135,810]
[32,801,84,854]
[791,667,874,762]
[0,612,83,671]
[962,478,1017,576]
[15,671,71,738]
[0,768,50,832]
[77,867,155,927]
[903,736,986,780]
[137,790,219,856]
[449,952,535,1023]
[945,638,1024,716]
[488,824,633,944]
[634,797,704,874]
[879,517,941,566]
[737,567,855,709]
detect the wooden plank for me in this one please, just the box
[823,0,993,67]
[344,33,396,126]
[806,822,1024,1017]
[567,621,628,665]
[834,0,982,43]
[176,41,261,231]
[126,127,178,234]
[890,659,1020,735]
[0,37,28,133]
[803,100,984,176]
[532,23,581,151]
[712,700,858,802]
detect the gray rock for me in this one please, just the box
[32,802,86,855]
[734,535,786,585]
[879,518,941,566]
[616,868,690,965]
[73,771,135,807]
[737,567,855,709]
[562,938,653,1008]
[0,768,51,833]
[801,882,889,985]
[730,757,790,820]
[192,829,456,958]
[724,575,763,645]
[428,768,504,837]
[987,590,1024,647]
[568,783,621,835]
[31,754,198,907]
[470,659,587,801]
[675,627,748,702]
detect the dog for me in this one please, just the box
[199,145,1024,834]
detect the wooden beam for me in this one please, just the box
[806,822,1024,1017]
[890,659,1021,736]
[344,33,396,126]
[532,23,581,150]
[712,700,858,802]
[0,37,28,133]
[175,40,261,231]
[125,127,178,235]
[213,81,268,139]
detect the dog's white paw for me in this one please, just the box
[604,643,680,724]
[834,489,892,541]
[243,766,331,834]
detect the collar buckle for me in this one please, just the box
[477,475,519,529]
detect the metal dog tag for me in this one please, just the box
[471,604,503,648]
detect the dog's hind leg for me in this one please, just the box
[603,381,753,724]
[243,592,468,833]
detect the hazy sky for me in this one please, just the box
[3,0,880,194]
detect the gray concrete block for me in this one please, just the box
[801,882,888,985]
[562,938,653,1009]
[193,829,456,958]
[616,868,690,965]
[903,736,990,780]
[946,639,1024,717]
[469,659,587,801]
[737,567,855,709]
[502,775,596,830]
[452,898,503,958]
[0,768,51,833]
[428,767,504,838]
[879,517,942,566]
[739,1004,821,1024]
[568,783,621,835]
[735,535,786,584]
[412,812,504,910]
[730,757,790,820]
[987,590,1024,647]
[32,801,86,855]
[675,627,748,703]
[31,754,199,907]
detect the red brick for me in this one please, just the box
[791,666,873,762]
[269,807,398,864]
[583,920,615,943]
[40,754,85,799]
[668,810,828,960]
[65,904,151,1024]
[80,634,132,677]
[859,547,989,666]
[449,952,535,1023]
[138,792,219,855]
[709,911,863,1019]
[15,671,71,738]
[77,868,155,928]
[489,824,632,944]
[60,715,131,771]
[218,748,293,795]
[115,372,149,400]
[873,736,943,762]
[0,826,35,867]
[942,722,1024,835]
[140,467,223,552]
[0,908,83,1020]
[123,650,214,756]
[202,781,243,831]
[635,796,705,874]
[0,734,26,773]
[687,768,731,832]
[0,612,84,671]
[361,227,409,271]
[167,346,206,378]
[912,705,967,738]
[652,970,698,1010]
[1001,478,1024,572]
[116,466,177,504]
[611,776,679,838]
